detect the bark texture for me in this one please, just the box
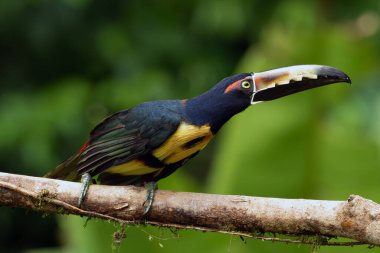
[0,172,379,246]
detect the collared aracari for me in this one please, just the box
[45,65,351,215]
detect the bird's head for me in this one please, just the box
[186,65,351,132]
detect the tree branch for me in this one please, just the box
[0,172,379,246]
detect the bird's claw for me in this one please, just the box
[142,181,157,216]
[78,172,91,207]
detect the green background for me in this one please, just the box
[1,0,380,252]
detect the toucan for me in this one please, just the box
[45,65,351,215]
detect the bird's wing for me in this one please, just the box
[77,103,182,176]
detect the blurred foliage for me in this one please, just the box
[0,0,380,252]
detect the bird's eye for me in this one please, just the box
[241,81,251,89]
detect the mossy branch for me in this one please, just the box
[0,172,379,247]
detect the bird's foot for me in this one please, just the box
[78,172,91,207]
[142,181,157,216]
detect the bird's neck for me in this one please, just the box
[184,90,249,133]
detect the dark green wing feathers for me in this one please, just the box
[77,109,146,176]
[46,101,183,184]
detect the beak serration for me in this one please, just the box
[252,65,351,103]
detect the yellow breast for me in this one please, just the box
[105,122,213,176]
[153,122,213,164]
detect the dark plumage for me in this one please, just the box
[45,65,350,213]
[46,73,255,185]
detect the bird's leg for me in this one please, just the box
[78,172,91,207]
[143,181,157,216]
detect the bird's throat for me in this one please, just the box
[184,92,249,133]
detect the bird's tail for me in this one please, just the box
[44,154,81,181]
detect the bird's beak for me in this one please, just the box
[251,65,351,104]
